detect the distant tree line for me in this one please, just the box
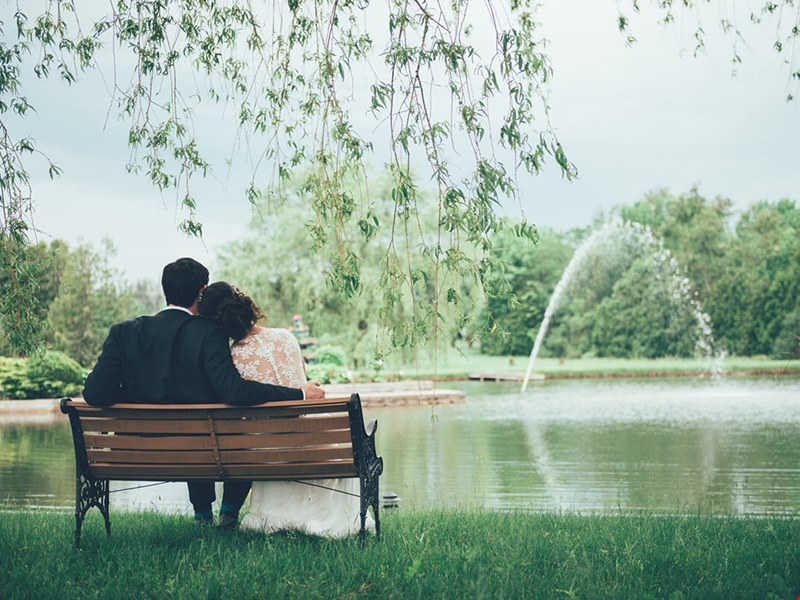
[481,190,800,359]
[0,239,161,367]
[1,189,797,371]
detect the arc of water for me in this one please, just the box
[520,223,616,392]
[520,220,718,392]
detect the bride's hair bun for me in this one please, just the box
[197,281,263,342]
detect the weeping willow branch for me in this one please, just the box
[0,0,797,355]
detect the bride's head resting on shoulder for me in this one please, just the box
[198,281,263,342]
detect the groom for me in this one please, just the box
[83,257,325,527]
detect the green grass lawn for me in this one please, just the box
[2,510,798,599]
[372,348,800,381]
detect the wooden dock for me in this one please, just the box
[468,372,545,382]
[324,380,465,406]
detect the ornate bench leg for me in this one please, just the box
[75,475,111,548]
[359,476,368,542]
[358,474,381,542]
[372,485,380,540]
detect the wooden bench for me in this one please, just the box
[60,394,383,547]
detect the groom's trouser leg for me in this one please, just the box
[221,481,252,514]
[187,481,215,512]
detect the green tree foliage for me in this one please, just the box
[590,256,702,358]
[47,239,141,367]
[479,228,572,355]
[543,227,652,359]
[2,0,795,355]
[217,177,487,367]
[0,240,66,356]
[0,351,84,399]
[620,192,800,357]
[481,192,799,359]
[620,188,731,299]
[130,279,164,316]
[0,0,561,355]
[24,350,85,398]
[712,200,800,356]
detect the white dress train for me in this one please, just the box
[231,326,373,537]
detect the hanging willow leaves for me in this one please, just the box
[0,0,797,353]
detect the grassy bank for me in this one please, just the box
[2,510,798,599]
[374,349,800,381]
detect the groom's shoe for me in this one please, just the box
[218,513,239,530]
[194,508,214,526]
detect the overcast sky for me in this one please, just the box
[11,1,799,282]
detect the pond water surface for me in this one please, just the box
[2,377,800,515]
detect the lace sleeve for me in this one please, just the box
[231,328,307,388]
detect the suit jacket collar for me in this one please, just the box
[164,305,194,316]
[157,308,193,319]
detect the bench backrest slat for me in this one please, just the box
[83,435,215,451]
[78,415,351,435]
[220,447,354,463]
[86,449,217,464]
[80,418,209,434]
[88,462,357,480]
[77,402,351,420]
[85,446,354,465]
[217,430,352,449]
[213,415,350,435]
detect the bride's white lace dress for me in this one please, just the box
[231,326,372,537]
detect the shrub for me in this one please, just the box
[312,345,347,366]
[0,357,30,399]
[0,352,85,399]
[306,363,353,384]
[26,351,86,398]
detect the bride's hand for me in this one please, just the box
[302,380,325,400]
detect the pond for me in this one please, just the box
[2,377,800,515]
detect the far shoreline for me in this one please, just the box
[2,357,798,417]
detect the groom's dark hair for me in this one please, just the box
[161,258,209,308]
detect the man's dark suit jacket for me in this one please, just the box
[82,309,303,406]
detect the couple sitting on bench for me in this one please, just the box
[82,257,373,536]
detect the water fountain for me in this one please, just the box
[520,220,717,392]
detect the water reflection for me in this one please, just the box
[374,377,800,514]
[2,377,800,514]
[0,420,74,509]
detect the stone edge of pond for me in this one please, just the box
[0,398,61,413]
[0,382,468,416]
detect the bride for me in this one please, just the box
[198,281,373,536]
